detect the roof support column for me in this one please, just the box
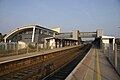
[32,26,35,42]
[4,38,6,43]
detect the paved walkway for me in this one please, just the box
[66,46,120,80]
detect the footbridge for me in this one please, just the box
[80,32,97,38]
[55,29,103,40]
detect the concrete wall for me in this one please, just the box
[72,30,80,45]
[18,41,26,49]
[52,28,61,33]
[73,30,79,40]
[96,29,103,37]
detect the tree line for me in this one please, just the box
[0,33,6,42]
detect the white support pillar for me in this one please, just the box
[60,39,63,48]
[4,38,6,43]
[4,38,7,50]
[32,27,36,42]
[44,39,47,48]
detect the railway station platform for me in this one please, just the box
[66,46,120,80]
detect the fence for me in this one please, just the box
[0,42,49,57]
[102,43,120,75]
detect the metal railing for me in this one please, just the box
[0,42,49,57]
[102,43,120,75]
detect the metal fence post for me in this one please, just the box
[26,43,28,54]
[16,42,18,55]
[37,43,39,52]
[102,43,104,53]
[108,47,110,60]
[114,44,117,68]
[5,43,7,50]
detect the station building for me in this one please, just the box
[44,31,80,49]
[4,25,58,43]
[4,25,80,49]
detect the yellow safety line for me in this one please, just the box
[96,49,101,80]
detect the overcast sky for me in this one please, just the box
[0,0,120,36]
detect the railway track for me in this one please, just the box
[43,45,91,80]
[0,44,91,80]
[43,54,85,80]
[0,64,42,80]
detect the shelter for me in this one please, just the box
[101,36,115,50]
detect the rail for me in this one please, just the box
[0,44,89,80]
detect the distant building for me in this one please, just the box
[4,25,58,44]
[3,25,60,49]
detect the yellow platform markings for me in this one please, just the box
[96,49,101,80]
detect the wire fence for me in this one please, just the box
[102,43,120,75]
[117,45,120,75]
[0,42,49,57]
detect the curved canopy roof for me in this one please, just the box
[4,25,57,41]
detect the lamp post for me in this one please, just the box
[118,27,120,38]
[116,27,120,46]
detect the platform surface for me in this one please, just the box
[66,46,120,80]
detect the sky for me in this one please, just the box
[0,0,120,36]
